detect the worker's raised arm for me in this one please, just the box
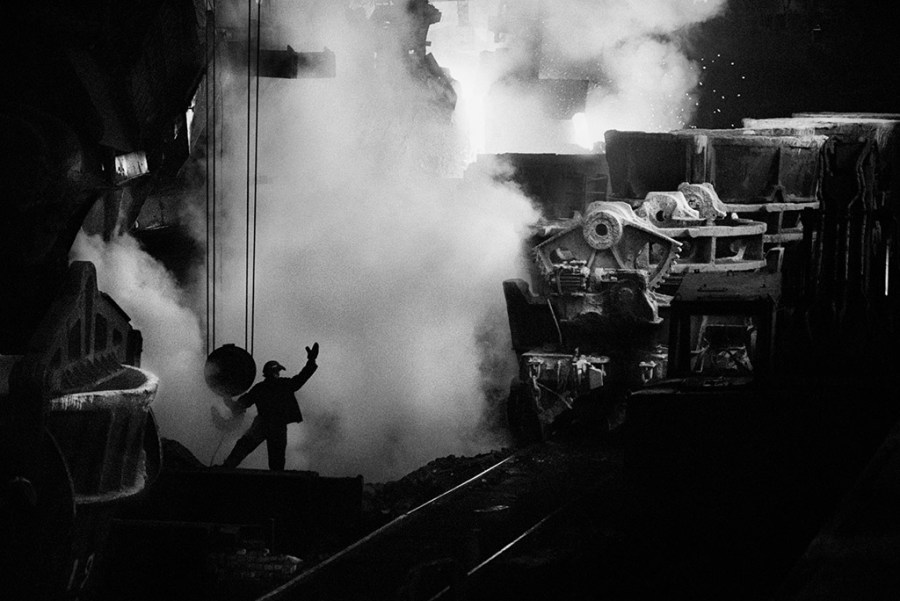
[290,342,319,391]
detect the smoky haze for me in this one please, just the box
[70,232,218,462]
[70,0,726,482]
[207,3,537,481]
[79,1,538,482]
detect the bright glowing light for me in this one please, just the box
[429,0,726,156]
[427,4,500,164]
[451,68,489,164]
[571,112,595,150]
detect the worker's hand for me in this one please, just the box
[223,396,245,416]
[306,342,319,361]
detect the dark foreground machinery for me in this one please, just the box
[503,200,681,443]
[1,262,160,600]
[624,270,789,595]
[608,114,900,598]
[627,270,782,516]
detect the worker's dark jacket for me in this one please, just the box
[238,360,317,425]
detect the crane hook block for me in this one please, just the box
[204,344,256,397]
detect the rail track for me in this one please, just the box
[257,436,621,601]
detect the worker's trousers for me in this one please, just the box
[222,415,287,470]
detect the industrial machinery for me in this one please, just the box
[626,270,782,550]
[637,183,774,296]
[1,262,160,600]
[501,180,783,443]
[503,200,681,442]
[605,128,826,303]
[2,5,204,598]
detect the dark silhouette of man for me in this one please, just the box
[222,342,319,470]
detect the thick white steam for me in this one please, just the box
[69,0,725,482]
[203,4,538,481]
[70,232,227,464]
[69,3,533,481]
[429,0,728,152]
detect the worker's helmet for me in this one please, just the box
[263,360,285,378]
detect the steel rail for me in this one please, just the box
[256,454,517,601]
[426,495,587,601]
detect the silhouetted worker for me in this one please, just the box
[222,343,319,470]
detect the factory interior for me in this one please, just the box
[2,1,900,599]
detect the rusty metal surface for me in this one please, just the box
[605,129,826,206]
[47,367,158,499]
[658,215,767,275]
[16,261,144,397]
[504,201,680,440]
[622,185,772,295]
[697,133,825,204]
[723,201,817,244]
[534,201,681,291]
[605,131,697,200]
[637,190,700,227]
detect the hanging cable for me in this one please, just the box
[250,0,262,357]
[244,0,253,352]
[210,5,217,351]
[204,11,211,356]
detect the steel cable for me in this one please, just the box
[211,6,217,351]
[244,0,252,351]
[250,0,262,356]
[204,11,210,356]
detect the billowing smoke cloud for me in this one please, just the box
[70,232,227,465]
[428,0,728,153]
[69,0,724,482]
[72,2,537,482]
[201,3,537,481]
